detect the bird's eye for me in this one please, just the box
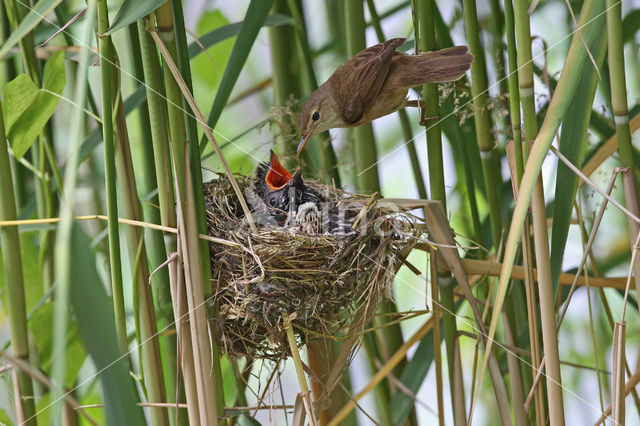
[312,111,320,121]
[268,197,277,207]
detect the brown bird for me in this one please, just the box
[298,37,473,153]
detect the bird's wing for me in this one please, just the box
[331,38,405,124]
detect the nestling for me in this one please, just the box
[252,150,321,232]
[298,37,473,153]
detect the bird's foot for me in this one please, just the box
[420,114,441,126]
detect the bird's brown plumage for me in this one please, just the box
[298,38,473,153]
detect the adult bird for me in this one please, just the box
[298,37,473,153]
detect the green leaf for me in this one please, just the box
[2,75,39,133]
[550,14,607,296]
[3,50,66,158]
[199,0,274,153]
[67,223,145,425]
[187,13,294,59]
[0,0,64,60]
[622,9,640,44]
[0,233,42,316]
[0,408,12,426]
[192,10,234,93]
[107,0,168,35]
[29,302,87,388]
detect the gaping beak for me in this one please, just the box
[265,150,293,190]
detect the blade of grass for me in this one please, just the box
[550,20,607,297]
[107,0,167,35]
[198,0,273,154]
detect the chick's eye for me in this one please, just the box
[268,197,277,207]
[312,111,320,121]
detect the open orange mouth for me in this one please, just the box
[265,150,293,190]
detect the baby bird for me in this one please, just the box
[251,150,321,232]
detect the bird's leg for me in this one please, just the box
[405,99,441,125]
[405,99,425,109]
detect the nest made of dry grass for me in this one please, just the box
[203,174,420,359]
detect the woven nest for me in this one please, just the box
[203,174,420,359]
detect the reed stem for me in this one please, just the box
[0,98,36,426]
[96,0,127,356]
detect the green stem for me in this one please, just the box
[503,1,533,425]
[606,0,640,317]
[461,0,502,247]
[97,0,127,355]
[286,0,341,186]
[418,1,466,424]
[8,0,56,292]
[366,0,427,200]
[155,4,223,423]
[344,0,380,193]
[113,88,171,426]
[0,100,37,426]
[269,0,300,164]
[137,17,192,423]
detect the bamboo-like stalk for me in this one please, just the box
[0,98,36,426]
[606,0,640,305]
[366,0,427,200]
[8,0,57,292]
[96,0,128,356]
[113,91,171,426]
[168,252,200,426]
[362,332,393,425]
[482,0,605,421]
[418,1,466,424]
[269,0,300,163]
[125,24,180,419]
[125,21,174,325]
[137,15,191,425]
[151,13,226,422]
[286,321,318,426]
[429,255,445,426]
[286,0,341,186]
[512,0,566,423]
[343,6,411,422]
[169,6,223,375]
[51,2,122,424]
[461,0,502,247]
[504,1,541,422]
[173,146,220,426]
[344,0,380,194]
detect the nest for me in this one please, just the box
[203,174,420,359]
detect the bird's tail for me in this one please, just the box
[395,46,473,86]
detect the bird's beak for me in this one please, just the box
[289,168,302,185]
[266,150,293,190]
[297,132,311,156]
[297,121,318,156]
